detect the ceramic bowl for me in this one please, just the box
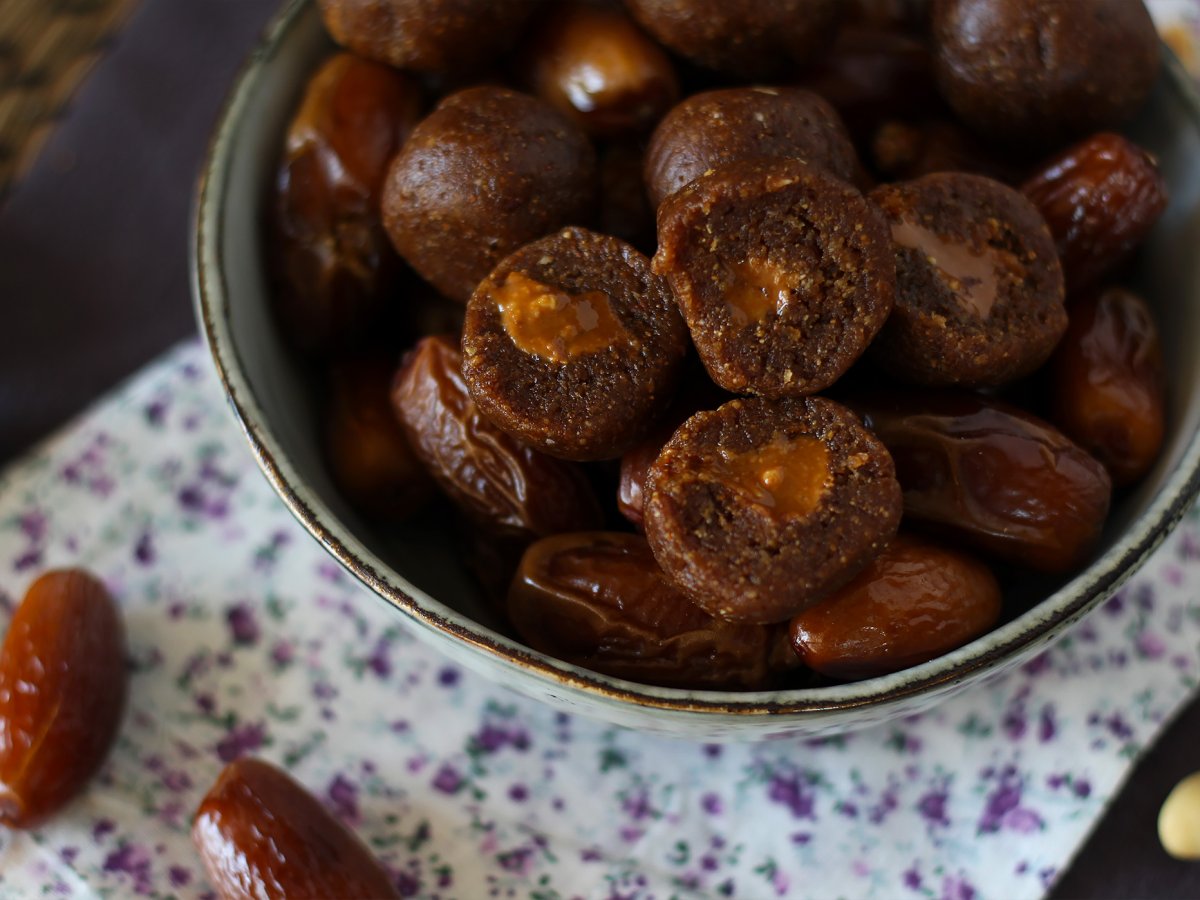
[193,0,1200,741]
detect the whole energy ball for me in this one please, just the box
[932,0,1160,148]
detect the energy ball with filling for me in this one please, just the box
[644,396,902,624]
[932,0,1160,148]
[625,0,844,79]
[869,172,1066,387]
[644,87,862,207]
[318,0,536,73]
[383,86,596,304]
[463,227,688,461]
[653,157,894,398]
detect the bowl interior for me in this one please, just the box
[195,0,1200,738]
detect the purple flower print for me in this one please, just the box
[918,790,950,827]
[327,774,360,825]
[941,874,976,900]
[432,764,463,794]
[134,531,156,565]
[103,844,153,895]
[767,770,817,820]
[701,792,723,815]
[215,721,266,762]
[226,604,260,646]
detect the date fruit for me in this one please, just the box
[392,335,603,541]
[509,532,774,689]
[789,533,1002,680]
[270,53,422,355]
[519,2,679,137]
[1051,286,1166,487]
[192,757,399,900]
[852,391,1112,573]
[0,569,127,827]
[324,356,433,520]
[1021,132,1168,294]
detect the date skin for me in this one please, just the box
[852,391,1112,573]
[192,757,399,900]
[509,532,774,689]
[519,2,679,137]
[0,569,127,828]
[324,355,434,521]
[1021,132,1167,295]
[789,533,1002,680]
[392,335,603,541]
[271,53,422,356]
[1051,286,1166,487]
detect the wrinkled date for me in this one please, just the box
[1051,286,1166,487]
[519,1,679,137]
[392,335,603,540]
[324,355,434,521]
[852,391,1112,573]
[192,757,400,900]
[0,569,127,827]
[509,532,775,689]
[271,53,423,355]
[1021,132,1168,294]
[789,533,1002,680]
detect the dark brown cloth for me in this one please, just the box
[0,1,1196,895]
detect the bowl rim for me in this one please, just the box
[193,0,1200,718]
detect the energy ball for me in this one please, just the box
[932,0,1161,148]
[643,87,862,207]
[317,0,536,73]
[382,86,596,304]
[869,172,1067,387]
[625,0,845,79]
[462,227,688,461]
[653,157,895,398]
[644,396,903,624]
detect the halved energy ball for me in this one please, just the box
[644,396,902,624]
[462,227,689,460]
[652,158,894,398]
[869,172,1067,387]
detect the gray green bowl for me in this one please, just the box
[193,0,1200,740]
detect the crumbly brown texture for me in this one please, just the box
[626,0,844,79]
[869,172,1067,387]
[652,157,895,398]
[317,0,536,73]
[644,396,902,624]
[462,227,688,461]
[382,86,596,304]
[644,87,862,208]
[932,0,1161,148]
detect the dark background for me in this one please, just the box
[0,1,1196,895]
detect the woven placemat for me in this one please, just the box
[0,0,140,198]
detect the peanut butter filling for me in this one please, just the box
[495,270,628,363]
[890,216,1000,318]
[723,259,796,326]
[717,435,832,519]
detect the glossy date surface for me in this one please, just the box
[192,757,399,900]
[0,569,127,828]
[789,533,1002,680]
[270,53,423,355]
[853,391,1112,573]
[391,335,603,540]
[509,532,775,689]
[1051,286,1166,487]
[1021,132,1168,294]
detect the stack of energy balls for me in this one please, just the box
[271,0,1168,689]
